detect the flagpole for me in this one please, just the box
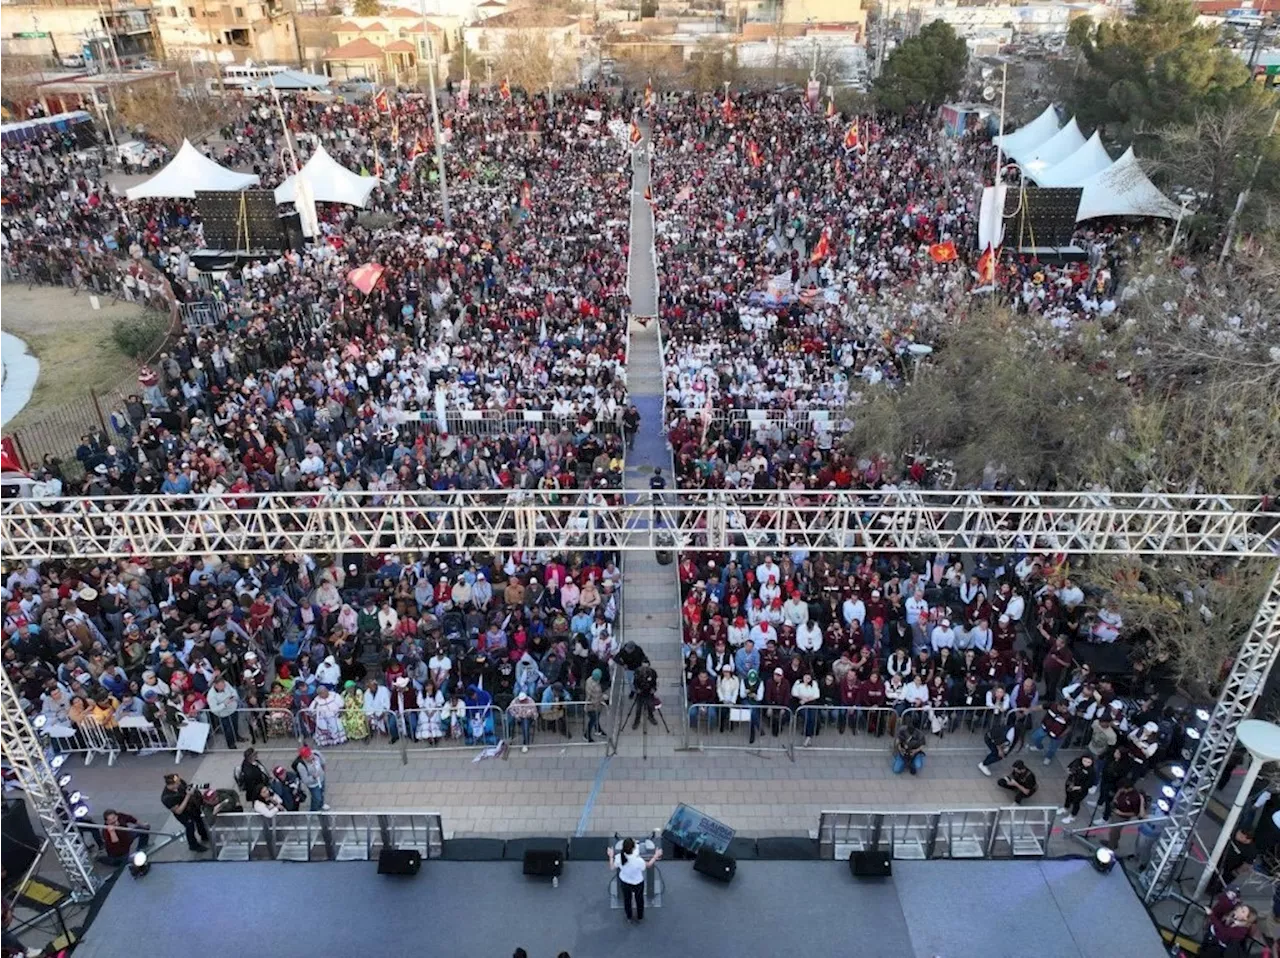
[421,9,452,229]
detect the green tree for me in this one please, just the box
[353,0,381,16]
[1069,0,1256,141]
[872,20,968,113]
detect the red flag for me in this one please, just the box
[826,99,836,122]
[520,181,532,211]
[842,121,859,151]
[643,184,653,206]
[644,80,654,111]
[977,244,999,284]
[410,135,425,160]
[810,230,831,264]
[499,77,512,101]
[721,93,734,124]
[373,88,391,115]
[747,140,762,169]
[347,263,385,295]
[0,437,25,474]
[629,121,642,145]
[929,241,958,264]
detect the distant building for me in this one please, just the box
[321,9,448,82]
[153,0,301,64]
[2,0,160,68]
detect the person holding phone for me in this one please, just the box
[607,838,662,923]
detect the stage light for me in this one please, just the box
[33,714,47,729]
[129,851,150,879]
[1157,799,1172,814]
[1170,765,1186,780]
[68,791,82,805]
[1161,785,1177,801]
[1195,709,1211,723]
[50,754,67,770]
[58,774,72,788]
[1186,727,1202,741]
[1092,847,1116,875]
[73,805,90,819]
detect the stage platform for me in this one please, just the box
[74,858,1165,958]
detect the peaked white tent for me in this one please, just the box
[273,144,380,208]
[1075,147,1181,221]
[1018,117,1086,173]
[1031,132,1113,187]
[992,105,1060,161]
[253,69,331,91]
[124,139,259,200]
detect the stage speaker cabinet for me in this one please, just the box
[377,847,422,876]
[1002,186,1083,249]
[523,849,564,878]
[196,189,286,252]
[849,850,892,878]
[693,847,736,883]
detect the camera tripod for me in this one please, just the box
[621,692,670,761]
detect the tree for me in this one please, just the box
[872,20,968,113]
[353,0,381,16]
[1068,0,1256,141]
[640,0,659,17]
[683,38,740,91]
[491,18,579,93]
[115,82,231,150]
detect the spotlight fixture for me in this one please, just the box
[1161,785,1177,801]
[1195,709,1211,723]
[1170,765,1186,780]
[1092,846,1116,875]
[50,754,67,770]
[1186,727,1202,741]
[33,714,47,729]
[58,774,72,788]
[68,791,82,805]
[129,851,150,879]
[73,805,90,819]
[1156,799,1172,815]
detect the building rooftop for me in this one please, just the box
[323,37,385,59]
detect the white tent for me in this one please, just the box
[253,69,331,91]
[124,139,259,200]
[1075,147,1181,221]
[273,144,379,208]
[992,105,1060,161]
[1018,117,1086,173]
[1031,132,1113,188]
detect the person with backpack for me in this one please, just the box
[292,745,329,810]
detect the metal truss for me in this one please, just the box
[0,488,1274,560]
[0,670,99,901]
[1,487,1277,901]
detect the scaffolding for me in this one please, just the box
[0,487,1277,903]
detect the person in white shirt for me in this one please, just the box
[253,784,286,818]
[843,595,866,629]
[608,838,662,923]
[966,620,991,653]
[796,620,823,655]
[1058,578,1085,610]
[1005,590,1026,624]
[1091,604,1123,643]
[716,663,741,732]
[905,589,929,647]
[930,619,956,653]
[755,558,781,588]
[986,686,1011,714]
[902,674,930,710]
[793,672,821,745]
[749,620,776,648]
[727,616,750,648]
[758,576,781,606]
[782,594,809,628]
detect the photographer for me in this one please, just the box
[616,641,647,693]
[160,773,209,853]
[631,659,658,730]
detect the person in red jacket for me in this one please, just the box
[1200,890,1260,958]
[858,669,888,736]
[763,667,792,737]
[687,671,716,729]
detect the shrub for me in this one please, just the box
[111,313,168,359]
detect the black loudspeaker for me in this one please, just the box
[693,847,736,883]
[849,851,892,878]
[2,800,41,884]
[523,849,563,878]
[377,848,422,876]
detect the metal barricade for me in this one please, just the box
[38,718,119,766]
[197,708,299,750]
[505,699,605,750]
[685,703,794,759]
[792,706,896,752]
[208,810,445,863]
[900,706,1005,752]
[817,807,1062,861]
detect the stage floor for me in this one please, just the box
[74,858,1166,958]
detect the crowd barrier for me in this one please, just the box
[208,810,445,863]
[684,703,795,758]
[38,714,185,766]
[395,407,625,440]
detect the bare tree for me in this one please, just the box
[491,15,580,93]
[115,82,232,150]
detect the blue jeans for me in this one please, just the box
[512,716,533,745]
[688,705,710,727]
[388,712,417,743]
[1030,726,1062,760]
[892,753,925,774]
[308,784,325,810]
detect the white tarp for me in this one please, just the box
[1075,147,1180,221]
[1018,117,1086,173]
[1031,131,1113,187]
[253,69,331,91]
[124,139,259,200]
[977,184,1008,251]
[273,144,379,208]
[992,105,1060,161]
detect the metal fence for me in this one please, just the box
[395,407,624,440]
[817,807,1058,860]
[685,703,795,758]
[208,810,445,862]
[38,714,185,766]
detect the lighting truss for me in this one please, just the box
[0,487,1276,901]
[0,669,98,901]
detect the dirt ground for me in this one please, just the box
[1,284,149,428]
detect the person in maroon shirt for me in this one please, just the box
[858,670,888,736]
[763,667,792,737]
[98,809,151,867]
[1105,781,1146,850]
[992,614,1017,652]
[1200,890,1259,958]
[687,671,716,730]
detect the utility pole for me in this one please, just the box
[772,0,783,85]
[1218,108,1278,267]
[420,16,452,229]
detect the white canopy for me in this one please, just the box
[992,105,1060,161]
[1075,147,1181,222]
[273,144,380,208]
[254,69,331,91]
[1031,132,1113,188]
[124,139,259,200]
[1018,117,1086,174]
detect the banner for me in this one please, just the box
[662,803,736,855]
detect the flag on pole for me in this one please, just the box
[373,88,391,115]
[499,76,512,101]
[643,184,653,206]
[373,143,383,178]
[629,121,642,145]
[842,120,860,151]
[520,181,532,211]
[721,92,734,124]
[747,140,762,169]
[929,241,958,264]
[810,229,831,264]
[826,99,836,122]
[644,79,654,111]
[410,135,425,161]
[977,244,999,284]
[348,262,385,295]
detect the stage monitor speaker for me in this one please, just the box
[377,847,422,876]
[850,850,892,878]
[523,849,564,878]
[2,800,41,884]
[196,189,285,252]
[1003,186,1083,249]
[693,847,736,883]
